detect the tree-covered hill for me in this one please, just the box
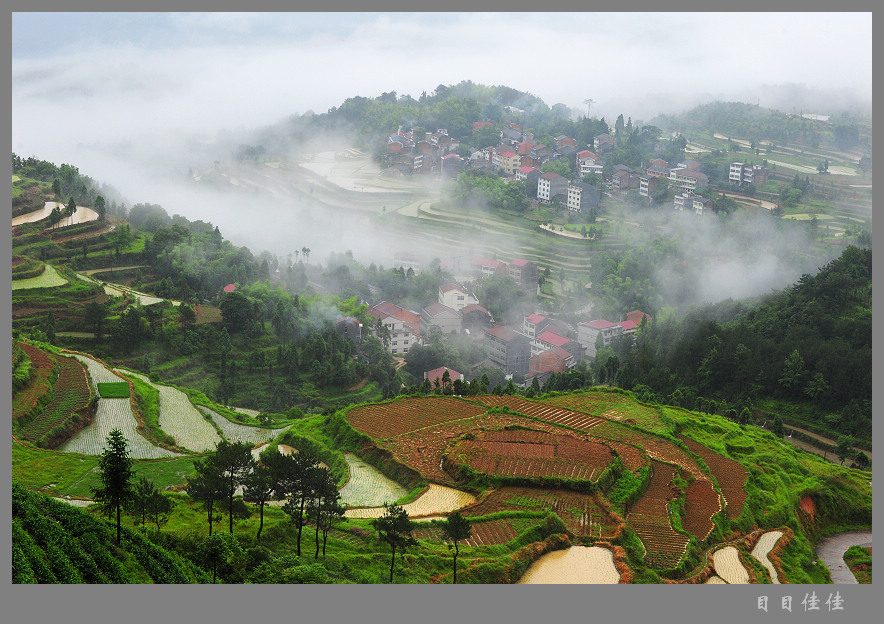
[616,246,871,442]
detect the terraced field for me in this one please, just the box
[517,546,620,584]
[345,484,475,519]
[462,486,620,539]
[197,406,289,444]
[11,264,68,290]
[339,453,407,509]
[712,546,749,584]
[346,396,486,440]
[682,478,721,541]
[679,436,749,519]
[413,518,522,547]
[19,354,91,443]
[751,530,784,583]
[122,372,219,452]
[13,343,56,420]
[56,398,180,459]
[627,461,690,568]
[543,392,669,434]
[471,395,606,432]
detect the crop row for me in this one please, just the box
[198,406,288,445]
[592,421,705,479]
[347,396,486,439]
[543,391,668,434]
[712,546,749,584]
[471,395,605,431]
[124,372,219,452]
[13,343,56,419]
[750,530,784,584]
[679,436,749,519]
[57,398,181,458]
[627,512,690,565]
[19,355,91,443]
[414,518,520,547]
[339,453,408,509]
[681,478,721,541]
[629,461,679,516]
[462,486,620,538]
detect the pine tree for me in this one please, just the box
[91,429,135,545]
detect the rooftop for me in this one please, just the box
[486,325,527,342]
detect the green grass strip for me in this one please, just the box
[97,382,130,398]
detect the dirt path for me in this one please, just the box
[82,265,149,276]
[719,192,778,211]
[816,530,872,584]
[784,424,871,463]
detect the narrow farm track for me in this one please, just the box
[751,531,784,583]
[816,530,873,584]
[121,371,220,452]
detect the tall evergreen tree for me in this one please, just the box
[91,428,135,545]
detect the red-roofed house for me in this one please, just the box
[523,313,550,338]
[223,283,236,293]
[485,325,532,374]
[626,310,651,325]
[421,302,462,336]
[471,258,507,277]
[473,121,494,133]
[532,330,584,360]
[529,347,576,376]
[517,141,533,155]
[554,135,577,148]
[615,319,639,334]
[577,320,624,358]
[577,152,603,177]
[367,301,421,356]
[441,153,465,178]
[507,259,539,293]
[498,151,520,176]
[425,366,464,389]
[515,165,537,181]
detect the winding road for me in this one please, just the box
[816,530,872,584]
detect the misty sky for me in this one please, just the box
[12,12,872,162]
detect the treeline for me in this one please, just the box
[11,153,125,216]
[652,102,867,152]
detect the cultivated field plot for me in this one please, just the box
[13,343,56,419]
[627,461,690,568]
[751,530,783,584]
[11,264,68,290]
[448,429,613,483]
[345,484,475,519]
[544,391,668,434]
[197,406,288,445]
[462,486,620,539]
[346,396,487,440]
[71,354,125,388]
[339,453,407,509]
[704,575,728,584]
[517,546,620,584]
[57,398,181,459]
[712,546,749,584]
[591,422,705,479]
[19,354,91,443]
[470,395,605,432]
[413,518,523,547]
[121,372,219,452]
[679,436,749,519]
[379,412,612,485]
[682,478,721,541]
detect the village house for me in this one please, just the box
[522,313,552,339]
[729,162,770,187]
[471,257,507,277]
[531,330,585,361]
[566,182,600,213]
[593,134,616,154]
[577,320,624,358]
[529,347,576,376]
[438,283,479,311]
[334,316,363,345]
[669,167,709,193]
[537,172,569,204]
[424,366,464,389]
[484,325,532,374]
[626,309,651,326]
[612,169,640,192]
[498,150,521,176]
[638,175,659,200]
[515,165,537,181]
[507,258,539,293]
[366,301,421,356]
[440,153,465,178]
[421,302,462,337]
[577,150,604,177]
[461,304,494,336]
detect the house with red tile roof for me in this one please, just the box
[462,304,494,336]
[471,258,507,277]
[366,301,421,356]
[425,366,464,389]
[529,347,575,376]
[507,259,539,293]
[626,310,651,325]
[498,150,520,176]
[421,302,462,336]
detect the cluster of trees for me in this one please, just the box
[443,169,528,212]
